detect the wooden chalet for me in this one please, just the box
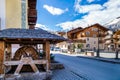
[67,27,83,40]
[112,30,120,50]
[67,23,109,51]
[104,29,120,52]
[0,28,66,78]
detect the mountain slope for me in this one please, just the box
[105,17,120,31]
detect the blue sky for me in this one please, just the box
[36,0,120,31]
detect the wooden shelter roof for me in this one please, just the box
[0,28,66,43]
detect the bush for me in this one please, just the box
[77,44,83,49]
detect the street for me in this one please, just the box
[52,53,120,80]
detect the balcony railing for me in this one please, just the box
[72,39,86,43]
[104,35,113,39]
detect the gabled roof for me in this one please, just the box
[67,23,108,35]
[114,30,120,35]
[83,23,109,31]
[67,27,83,34]
[0,28,66,43]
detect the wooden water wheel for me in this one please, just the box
[13,46,39,60]
[6,46,42,74]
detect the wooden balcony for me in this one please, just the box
[72,39,86,43]
[28,17,37,22]
[28,9,37,17]
[28,0,37,29]
[28,0,36,9]
[28,17,37,25]
[28,9,37,25]
[99,40,105,43]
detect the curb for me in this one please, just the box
[77,56,120,64]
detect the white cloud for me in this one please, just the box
[35,24,51,31]
[87,0,95,3]
[103,0,120,9]
[76,4,103,13]
[74,0,103,13]
[56,20,87,30]
[43,5,68,15]
[56,0,120,30]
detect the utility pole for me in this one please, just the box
[96,28,100,57]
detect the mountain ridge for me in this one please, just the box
[105,17,120,31]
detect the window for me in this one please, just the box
[73,34,77,38]
[118,45,120,48]
[86,44,90,48]
[86,31,90,36]
[111,40,113,43]
[87,38,89,41]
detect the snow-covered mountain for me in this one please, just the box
[105,17,120,31]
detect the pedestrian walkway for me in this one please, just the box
[77,55,120,64]
[78,52,120,64]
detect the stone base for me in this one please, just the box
[3,71,52,80]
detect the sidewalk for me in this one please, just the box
[58,52,120,64]
[77,55,120,64]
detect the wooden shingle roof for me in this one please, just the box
[0,28,66,43]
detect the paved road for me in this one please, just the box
[52,53,120,80]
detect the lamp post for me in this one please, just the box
[96,28,100,57]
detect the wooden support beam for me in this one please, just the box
[4,57,48,75]
[5,44,12,73]
[4,59,47,66]
[0,41,5,77]
[14,63,23,75]
[29,63,39,73]
[43,41,50,71]
[5,44,12,61]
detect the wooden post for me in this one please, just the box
[5,44,12,73]
[43,41,50,71]
[5,44,12,61]
[0,41,5,77]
